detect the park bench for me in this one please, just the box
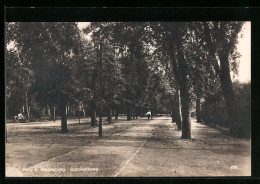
[14,115,27,123]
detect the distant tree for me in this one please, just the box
[109,22,151,120]
[83,22,125,124]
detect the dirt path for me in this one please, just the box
[6,116,145,176]
[6,116,250,177]
[117,117,251,177]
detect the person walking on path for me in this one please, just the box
[147,111,151,122]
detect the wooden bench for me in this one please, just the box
[14,115,27,123]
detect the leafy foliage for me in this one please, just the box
[6,21,249,137]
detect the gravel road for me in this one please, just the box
[6,116,250,177]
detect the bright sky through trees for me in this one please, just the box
[236,21,251,83]
[6,22,250,83]
[78,21,251,83]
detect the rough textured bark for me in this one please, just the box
[168,32,191,139]
[179,82,191,139]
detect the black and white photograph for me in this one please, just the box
[5,21,251,177]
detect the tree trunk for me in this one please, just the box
[170,100,176,122]
[127,109,131,121]
[42,107,45,116]
[53,106,56,122]
[175,88,182,130]
[25,91,30,121]
[196,98,202,123]
[60,100,67,133]
[78,111,80,124]
[107,105,112,123]
[115,109,119,120]
[179,84,191,139]
[218,53,238,136]
[171,108,175,123]
[169,33,191,139]
[112,109,115,116]
[132,111,135,119]
[72,108,75,117]
[48,106,51,119]
[49,104,54,121]
[82,103,86,117]
[203,22,239,136]
[91,103,97,126]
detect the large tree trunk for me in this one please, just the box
[179,83,191,139]
[218,53,238,136]
[176,46,191,138]
[60,99,67,133]
[196,98,202,123]
[170,38,191,138]
[168,30,190,138]
[203,22,239,136]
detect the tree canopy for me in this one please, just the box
[6,21,249,138]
